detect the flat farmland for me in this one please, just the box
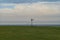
[0,26,60,40]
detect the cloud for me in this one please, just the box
[0,2,60,24]
[0,2,60,15]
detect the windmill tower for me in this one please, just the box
[31,19,34,26]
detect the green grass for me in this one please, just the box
[0,26,60,40]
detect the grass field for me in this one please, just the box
[0,26,60,40]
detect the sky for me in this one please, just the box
[0,0,60,25]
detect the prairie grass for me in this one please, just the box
[0,26,60,40]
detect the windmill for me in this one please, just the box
[31,19,34,26]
